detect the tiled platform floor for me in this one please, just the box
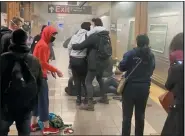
[9,45,167,135]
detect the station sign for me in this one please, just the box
[48,5,92,15]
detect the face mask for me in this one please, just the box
[50,36,56,42]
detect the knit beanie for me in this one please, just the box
[11,29,28,44]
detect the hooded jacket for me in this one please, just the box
[68,29,88,58]
[33,26,58,78]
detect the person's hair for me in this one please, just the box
[169,32,183,52]
[10,17,22,26]
[92,18,103,26]
[136,34,149,47]
[81,22,91,31]
[136,34,151,61]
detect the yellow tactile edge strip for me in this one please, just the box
[149,83,166,107]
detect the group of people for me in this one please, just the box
[68,18,112,110]
[1,17,63,135]
[0,16,183,136]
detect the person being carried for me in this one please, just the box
[72,18,112,111]
[31,26,63,135]
[68,22,91,105]
[0,29,43,136]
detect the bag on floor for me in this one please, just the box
[2,53,38,114]
[158,91,174,113]
[117,58,142,95]
[49,113,64,129]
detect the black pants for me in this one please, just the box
[161,104,183,136]
[85,70,104,98]
[122,83,149,136]
[0,113,31,136]
[70,57,87,99]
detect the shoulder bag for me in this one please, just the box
[117,58,142,95]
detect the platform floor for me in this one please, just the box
[9,44,167,135]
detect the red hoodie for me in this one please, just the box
[33,26,58,78]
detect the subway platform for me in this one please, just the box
[9,45,167,135]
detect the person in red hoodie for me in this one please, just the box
[30,26,63,135]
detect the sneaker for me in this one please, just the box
[76,99,81,105]
[42,127,59,135]
[98,96,109,104]
[80,98,94,111]
[30,124,40,132]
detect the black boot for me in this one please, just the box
[98,95,109,104]
[76,96,81,105]
[83,97,97,104]
[80,98,94,111]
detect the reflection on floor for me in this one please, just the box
[9,45,167,135]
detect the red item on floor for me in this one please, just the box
[30,124,40,132]
[42,127,59,135]
[64,128,74,134]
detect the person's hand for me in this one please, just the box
[51,72,56,79]
[56,70,63,77]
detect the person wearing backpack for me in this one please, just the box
[31,26,63,135]
[0,29,43,135]
[1,17,23,54]
[68,22,91,105]
[118,34,155,136]
[72,18,112,111]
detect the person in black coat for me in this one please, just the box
[118,34,155,136]
[1,17,23,54]
[0,29,43,136]
[72,18,110,111]
[161,32,183,136]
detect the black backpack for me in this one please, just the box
[2,54,38,114]
[96,33,112,60]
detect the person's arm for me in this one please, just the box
[72,35,95,50]
[165,67,176,91]
[38,46,58,72]
[118,51,132,72]
[36,60,43,90]
[86,28,96,37]
[67,37,73,56]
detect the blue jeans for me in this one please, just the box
[0,114,31,136]
[32,78,49,122]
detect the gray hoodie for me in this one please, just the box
[87,26,106,37]
[68,29,88,58]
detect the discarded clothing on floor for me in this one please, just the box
[38,113,73,134]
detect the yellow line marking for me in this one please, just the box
[149,83,166,106]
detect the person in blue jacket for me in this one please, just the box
[118,34,155,136]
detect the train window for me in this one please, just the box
[148,24,168,53]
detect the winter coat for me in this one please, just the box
[72,30,110,72]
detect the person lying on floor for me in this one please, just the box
[65,76,119,97]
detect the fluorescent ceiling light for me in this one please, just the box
[159,12,179,16]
